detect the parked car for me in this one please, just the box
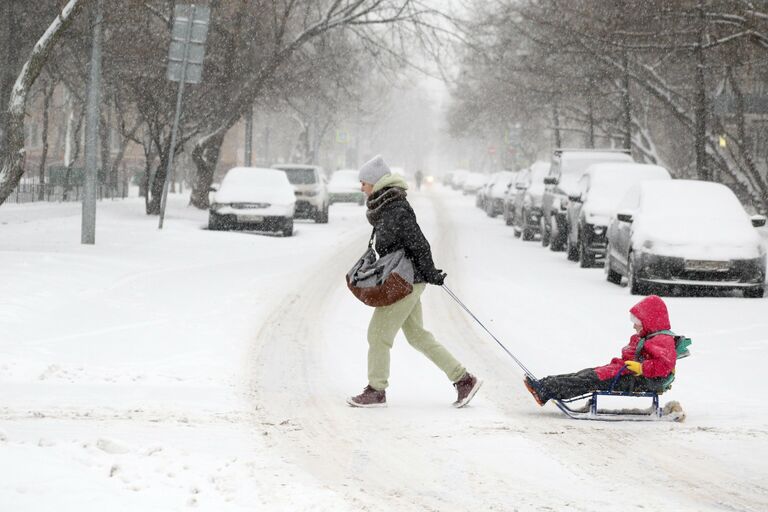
[328,169,365,205]
[476,174,494,209]
[271,164,329,223]
[449,170,469,190]
[541,149,634,251]
[605,180,767,297]
[565,163,671,267]
[462,172,487,195]
[508,161,550,240]
[208,167,296,236]
[484,171,516,217]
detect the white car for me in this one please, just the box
[462,172,487,195]
[208,167,296,236]
[485,170,516,217]
[271,164,330,223]
[565,163,671,267]
[328,169,365,205]
[605,180,767,297]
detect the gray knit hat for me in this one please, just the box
[358,155,391,185]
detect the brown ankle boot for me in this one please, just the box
[453,372,482,408]
[347,385,387,408]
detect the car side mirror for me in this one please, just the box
[751,214,767,227]
[617,210,634,223]
[544,176,558,185]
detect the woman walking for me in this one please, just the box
[347,155,482,408]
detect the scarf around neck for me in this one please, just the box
[366,187,407,226]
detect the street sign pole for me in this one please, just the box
[159,4,210,229]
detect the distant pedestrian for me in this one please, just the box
[523,295,677,405]
[414,169,424,190]
[347,155,482,408]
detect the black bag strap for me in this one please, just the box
[368,228,376,248]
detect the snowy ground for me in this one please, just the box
[1,187,767,511]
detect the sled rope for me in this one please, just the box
[441,285,536,379]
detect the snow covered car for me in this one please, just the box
[328,169,365,205]
[484,170,516,217]
[541,148,634,251]
[507,161,550,240]
[605,180,767,297]
[271,164,329,223]
[565,163,671,267]
[462,172,487,195]
[450,170,470,190]
[208,167,296,236]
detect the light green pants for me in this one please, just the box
[367,283,466,390]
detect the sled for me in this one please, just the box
[553,390,685,422]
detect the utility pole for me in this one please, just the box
[82,0,102,245]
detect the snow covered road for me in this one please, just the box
[1,188,767,511]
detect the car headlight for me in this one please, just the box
[560,198,569,211]
[642,239,654,250]
[304,190,318,197]
[210,203,225,212]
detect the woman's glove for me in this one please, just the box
[624,360,643,376]
[426,269,447,286]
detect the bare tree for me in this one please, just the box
[0,0,89,205]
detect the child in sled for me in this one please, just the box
[524,295,677,406]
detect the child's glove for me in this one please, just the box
[625,360,643,376]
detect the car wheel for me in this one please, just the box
[522,226,534,241]
[566,232,579,261]
[282,218,294,237]
[316,204,329,224]
[628,252,647,295]
[549,217,565,252]
[540,216,550,247]
[578,235,594,268]
[604,245,622,284]
[744,286,765,298]
[208,214,224,231]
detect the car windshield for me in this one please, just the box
[560,152,632,177]
[275,167,316,185]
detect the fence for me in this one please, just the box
[7,182,130,204]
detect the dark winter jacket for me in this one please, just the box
[594,295,677,381]
[365,176,442,285]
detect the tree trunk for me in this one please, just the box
[190,129,226,209]
[621,52,632,151]
[63,106,84,201]
[0,0,88,205]
[586,78,595,148]
[37,81,53,200]
[552,104,562,148]
[694,2,709,181]
[147,137,171,215]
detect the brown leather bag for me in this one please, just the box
[346,230,414,307]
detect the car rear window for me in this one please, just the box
[276,168,316,185]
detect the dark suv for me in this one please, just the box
[540,149,633,251]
